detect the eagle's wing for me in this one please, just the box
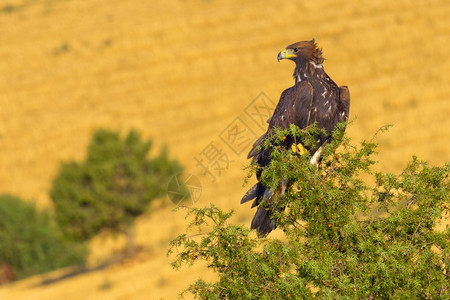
[268,81,315,129]
[246,81,314,165]
[242,82,314,212]
[338,85,350,123]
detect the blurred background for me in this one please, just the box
[0,0,448,299]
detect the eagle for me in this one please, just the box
[241,39,350,236]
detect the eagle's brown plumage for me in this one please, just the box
[241,39,350,236]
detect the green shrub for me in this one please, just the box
[50,129,183,251]
[0,194,87,279]
[168,124,449,299]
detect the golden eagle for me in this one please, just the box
[241,39,350,236]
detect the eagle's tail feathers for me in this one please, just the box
[251,204,276,237]
[240,182,265,204]
[243,181,286,237]
[247,133,266,159]
[251,196,261,208]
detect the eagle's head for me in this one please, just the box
[277,38,324,65]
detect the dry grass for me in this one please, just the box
[0,0,449,299]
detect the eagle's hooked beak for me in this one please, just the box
[277,48,296,62]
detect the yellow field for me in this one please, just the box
[0,0,449,299]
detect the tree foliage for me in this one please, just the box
[168,124,449,299]
[51,129,183,244]
[0,194,87,279]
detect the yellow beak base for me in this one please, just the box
[277,48,296,61]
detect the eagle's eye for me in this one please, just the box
[294,48,298,52]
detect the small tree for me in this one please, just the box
[51,129,183,253]
[0,194,87,279]
[168,124,449,299]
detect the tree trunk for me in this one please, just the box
[125,223,135,256]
